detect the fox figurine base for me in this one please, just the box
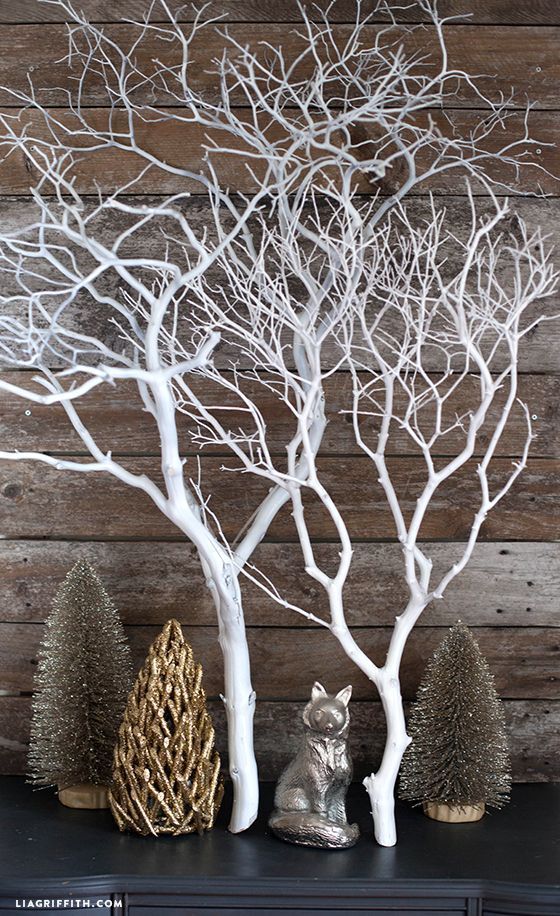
[269,682,359,849]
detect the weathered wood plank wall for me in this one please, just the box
[0,0,558,784]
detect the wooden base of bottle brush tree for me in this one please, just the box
[423,802,485,823]
[58,784,109,809]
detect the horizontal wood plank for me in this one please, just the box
[0,540,556,628]
[1,372,557,459]
[0,456,557,541]
[1,2,559,26]
[0,26,557,108]
[248,699,560,783]
[0,623,560,700]
[1,695,556,782]
[0,108,555,196]
[1,623,558,699]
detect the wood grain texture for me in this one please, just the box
[1,695,556,782]
[1,1,559,25]
[0,540,556,628]
[247,699,560,783]
[1,372,557,458]
[0,456,557,541]
[0,25,557,108]
[1,622,558,698]
[0,108,555,196]
[1,196,558,373]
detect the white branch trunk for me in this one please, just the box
[328,586,409,846]
[200,554,259,833]
[362,601,426,847]
[363,671,411,847]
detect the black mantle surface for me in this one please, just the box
[0,778,559,909]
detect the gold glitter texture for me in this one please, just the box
[109,618,223,836]
[399,620,511,809]
[28,559,133,790]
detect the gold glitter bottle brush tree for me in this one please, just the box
[109,618,223,836]
[28,559,133,809]
[399,621,511,823]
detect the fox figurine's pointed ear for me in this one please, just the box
[311,682,327,702]
[336,685,352,707]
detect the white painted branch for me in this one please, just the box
[348,196,556,845]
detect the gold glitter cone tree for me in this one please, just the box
[399,621,511,819]
[109,618,223,836]
[28,559,133,800]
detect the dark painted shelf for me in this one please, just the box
[0,779,559,913]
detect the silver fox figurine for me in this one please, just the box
[269,682,360,849]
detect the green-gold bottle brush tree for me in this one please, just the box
[28,559,133,809]
[399,621,511,823]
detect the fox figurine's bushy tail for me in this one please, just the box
[269,810,359,849]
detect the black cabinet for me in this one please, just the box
[1,781,558,915]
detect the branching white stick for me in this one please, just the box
[159,182,556,845]
[346,186,557,844]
